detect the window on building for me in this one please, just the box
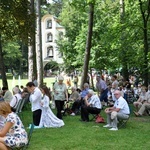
[47,46,53,58]
[47,33,53,42]
[47,19,52,29]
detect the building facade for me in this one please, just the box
[41,14,65,67]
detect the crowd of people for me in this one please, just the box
[0,73,149,149]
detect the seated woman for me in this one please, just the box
[133,86,147,111]
[69,87,81,116]
[39,86,64,128]
[0,101,28,150]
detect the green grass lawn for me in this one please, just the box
[0,77,56,90]
[1,78,150,150]
[22,105,150,150]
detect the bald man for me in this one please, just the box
[103,90,130,131]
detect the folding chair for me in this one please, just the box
[16,99,26,118]
[10,123,34,150]
[118,115,130,129]
[90,113,99,121]
[15,100,23,114]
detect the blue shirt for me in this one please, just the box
[80,88,89,98]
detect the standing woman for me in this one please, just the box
[53,76,68,119]
[0,101,28,150]
[39,86,64,128]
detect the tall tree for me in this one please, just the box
[119,0,129,80]
[139,0,150,86]
[28,0,36,81]
[36,0,43,87]
[0,0,33,87]
[0,35,8,87]
[80,0,95,88]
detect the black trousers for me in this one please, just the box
[33,109,42,126]
[71,100,81,113]
[81,106,101,121]
[55,100,64,119]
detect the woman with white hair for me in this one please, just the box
[69,87,81,116]
[10,87,22,111]
[53,76,68,119]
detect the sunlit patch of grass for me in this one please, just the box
[21,105,150,150]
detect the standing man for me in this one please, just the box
[26,82,42,126]
[96,75,108,106]
[103,90,130,131]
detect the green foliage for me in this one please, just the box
[2,41,22,72]
[1,0,35,43]
[57,0,149,81]
[41,1,63,17]
[57,1,89,71]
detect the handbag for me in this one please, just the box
[95,114,105,123]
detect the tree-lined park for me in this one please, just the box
[0,0,150,88]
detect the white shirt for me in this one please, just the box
[10,93,22,108]
[114,96,130,114]
[29,87,42,112]
[88,95,101,109]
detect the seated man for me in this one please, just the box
[134,85,150,116]
[10,87,22,111]
[103,90,130,131]
[133,86,147,111]
[80,90,101,122]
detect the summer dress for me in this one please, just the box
[4,112,28,148]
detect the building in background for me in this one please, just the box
[41,14,65,67]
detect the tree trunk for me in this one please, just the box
[35,0,43,87]
[90,68,94,90]
[28,0,35,82]
[139,0,150,87]
[120,0,129,80]
[0,34,8,87]
[80,2,94,89]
